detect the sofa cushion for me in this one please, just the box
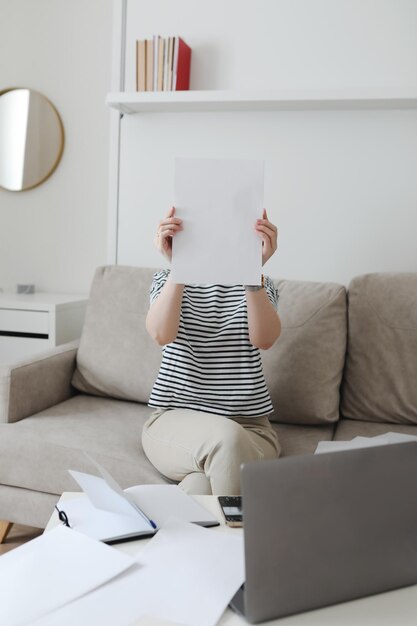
[72,266,162,403]
[262,279,347,425]
[334,418,417,441]
[341,273,417,424]
[0,395,170,496]
[272,422,335,456]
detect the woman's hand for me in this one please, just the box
[255,209,278,266]
[155,207,183,262]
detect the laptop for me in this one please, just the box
[230,442,417,623]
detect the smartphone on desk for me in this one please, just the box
[218,496,243,527]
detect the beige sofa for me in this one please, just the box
[0,266,416,530]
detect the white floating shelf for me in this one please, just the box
[106,89,417,114]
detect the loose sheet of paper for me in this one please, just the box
[0,525,135,625]
[69,469,142,519]
[35,520,245,626]
[315,432,417,454]
[172,157,264,285]
[125,484,218,526]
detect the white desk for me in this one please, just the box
[47,493,417,626]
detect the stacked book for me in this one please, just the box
[136,36,192,92]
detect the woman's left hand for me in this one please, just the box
[255,209,278,266]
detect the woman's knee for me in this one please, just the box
[210,418,254,458]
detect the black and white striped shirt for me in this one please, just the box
[148,270,279,417]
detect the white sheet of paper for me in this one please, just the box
[315,432,417,454]
[69,470,140,519]
[125,484,218,526]
[0,525,135,626]
[172,157,263,285]
[314,440,384,454]
[35,520,245,626]
[81,453,160,520]
[373,432,417,444]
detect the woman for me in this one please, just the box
[143,206,281,495]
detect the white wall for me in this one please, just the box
[1,0,416,292]
[117,0,417,285]
[0,0,113,294]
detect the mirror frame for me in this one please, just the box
[0,87,65,192]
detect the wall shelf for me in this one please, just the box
[106,89,417,114]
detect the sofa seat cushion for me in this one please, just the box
[72,266,162,403]
[263,278,347,425]
[341,273,417,424]
[334,418,417,441]
[0,395,170,496]
[273,423,335,456]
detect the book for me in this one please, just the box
[137,34,191,92]
[146,39,154,91]
[173,37,192,90]
[169,36,176,90]
[136,40,146,92]
[172,37,179,89]
[153,35,160,91]
[163,37,169,91]
[64,464,219,544]
[157,37,164,91]
[165,36,174,91]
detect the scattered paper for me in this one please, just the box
[125,484,218,527]
[315,431,417,454]
[69,470,141,519]
[34,520,245,626]
[172,157,264,285]
[0,525,135,625]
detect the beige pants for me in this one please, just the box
[142,408,280,495]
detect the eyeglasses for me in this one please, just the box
[55,505,71,528]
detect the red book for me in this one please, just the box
[173,37,192,91]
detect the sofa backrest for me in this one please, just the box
[72,266,162,403]
[72,265,347,427]
[263,278,347,425]
[341,273,417,424]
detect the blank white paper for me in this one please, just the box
[125,484,218,526]
[69,470,140,519]
[315,432,417,454]
[172,157,264,285]
[34,520,245,626]
[0,525,135,626]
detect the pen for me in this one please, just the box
[130,500,157,529]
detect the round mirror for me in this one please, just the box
[0,88,64,191]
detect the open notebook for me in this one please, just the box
[59,460,218,544]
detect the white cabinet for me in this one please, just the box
[0,293,88,364]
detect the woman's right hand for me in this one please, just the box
[155,206,183,262]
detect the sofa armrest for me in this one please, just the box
[0,340,79,424]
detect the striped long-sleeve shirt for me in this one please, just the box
[148,269,278,417]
